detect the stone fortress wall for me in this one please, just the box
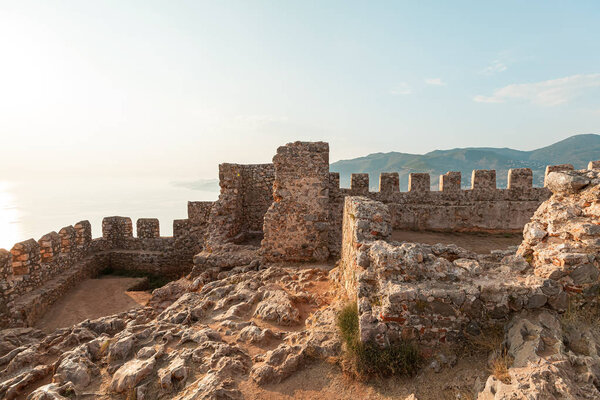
[208,142,566,261]
[0,140,594,329]
[0,201,211,328]
[337,162,600,348]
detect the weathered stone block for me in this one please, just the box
[351,173,369,194]
[38,232,61,262]
[102,217,133,248]
[439,171,461,191]
[508,168,533,190]
[329,172,340,191]
[10,239,40,276]
[59,226,76,253]
[262,141,330,262]
[173,219,190,239]
[544,164,574,187]
[588,160,600,170]
[471,170,496,190]
[74,220,92,246]
[408,173,430,192]
[545,171,590,194]
[187,201,212,225]
[379,173,399,193]
[137,218,160,239]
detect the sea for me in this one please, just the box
[0,177,219,250]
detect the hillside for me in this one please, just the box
[330,134,600,190]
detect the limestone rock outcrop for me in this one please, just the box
[519,169,600,287]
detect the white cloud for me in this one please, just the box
[390,82,411,95]
[481,60,507,75]
[474,73,600,106]
[424,78,446,86]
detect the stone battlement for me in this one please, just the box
[329,166,562,193]
[0,200,212,327]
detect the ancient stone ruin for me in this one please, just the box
[1,141,599,399]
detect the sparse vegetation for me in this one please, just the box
[465,324,513,384]
[99,339,111,356]
[63,387,76,398]
[561,295,600,335]
[337,302,420,378]
[491,350,513,384]
[100,267,171,291]
[466,324,504,354]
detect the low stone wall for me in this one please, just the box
[0,200,211,328]
[8,251,109,327]
[337,196,567,348]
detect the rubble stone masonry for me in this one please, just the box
[337,196,564,348]
[205,163,274,249]
[262,141,331,262]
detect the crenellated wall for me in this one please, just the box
[0,219,105,327]
[326,166,560,254]
[2,138,596,329]
[0,200,212,328]
[250,142,589,261]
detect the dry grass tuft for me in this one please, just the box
[465,324,504,355]
[465,324,513,384]
[490,349,513,384]
[561,295,600,335]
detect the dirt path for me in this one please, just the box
[391,230,522,254]
[35,276,152,332]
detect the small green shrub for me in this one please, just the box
[338,302,360,344]
[336,302,420,378]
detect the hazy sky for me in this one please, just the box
[1,1,599,180]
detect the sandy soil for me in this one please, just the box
[391,230,522,254]
[240,354,487,400]
[34,276,152,332]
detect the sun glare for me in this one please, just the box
[0,182,22,250]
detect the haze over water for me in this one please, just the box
[0,177,218,250]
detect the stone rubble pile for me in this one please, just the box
[519,169,600,290]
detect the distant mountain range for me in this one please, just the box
[330,134,600,190]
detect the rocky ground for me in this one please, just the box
[1,258,600,399]
[0,264,342,399]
